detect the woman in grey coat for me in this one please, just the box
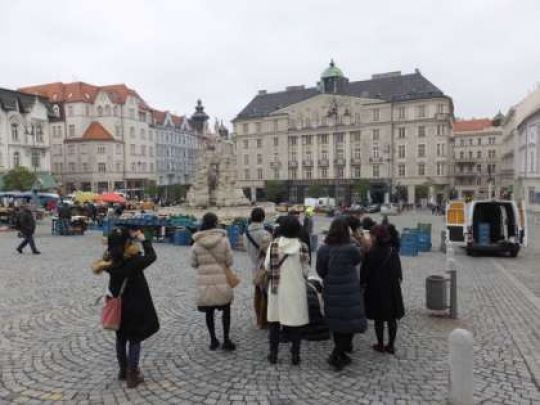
[316,217,366,371]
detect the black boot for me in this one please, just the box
[291,343,300,366]
[267,344,278,364]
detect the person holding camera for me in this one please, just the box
[92,227,159,388]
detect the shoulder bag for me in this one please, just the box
[202,244,241,289]
[101,278,128,331]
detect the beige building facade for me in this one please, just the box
[452,118,503,200]
[233,62,454,205]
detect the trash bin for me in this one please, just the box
[426,275,448,310]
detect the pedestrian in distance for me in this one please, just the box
[92,227,159,388]
[15,204,40,254]
[361,224,405,355]
[264,215,310,365]
[316,217,367,371]
[244,207,272,329]
[191,212,236,351]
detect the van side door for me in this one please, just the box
[446,201,466,244]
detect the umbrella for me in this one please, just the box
[98,192,126,204]
[73,191,99,203]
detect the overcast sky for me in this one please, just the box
[2,0,540,126]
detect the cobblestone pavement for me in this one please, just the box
[1,215,539,404]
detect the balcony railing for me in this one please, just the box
[270,161,282,169]
[351,157,361,166]
[288,160,298,168]
[435,112,451,120]
[334,158,346,166]
[369,156,384,164]
[318,158,329,167]
[302,159,313,167]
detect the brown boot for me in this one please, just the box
[126,368,144,388]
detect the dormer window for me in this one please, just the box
[97,106,103,117]
[53,105,60,117]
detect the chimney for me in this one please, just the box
[285,85,305,92]
[258,90,267,95]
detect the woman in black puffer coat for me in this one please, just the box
[302,278,330,342]
[316,217,366,371]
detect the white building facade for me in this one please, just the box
[0,88,52,179]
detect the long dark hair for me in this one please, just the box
[200,212,218,231]
[325,217,351,245]
[107,227,130,263]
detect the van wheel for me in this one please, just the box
[509,247,519,258]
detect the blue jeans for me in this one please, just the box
[17,234,38,253]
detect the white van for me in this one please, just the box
[445,199,527,257]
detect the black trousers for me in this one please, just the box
[374,319,398,347]
[17,233,38,252]
[269,322,302,353]
[332,332,353,357]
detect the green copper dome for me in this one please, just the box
[321,59,344,78]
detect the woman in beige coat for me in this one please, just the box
[191,213,236,351]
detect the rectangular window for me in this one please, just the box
[82,163,89,172]
[288,136,298,146]
[98,163,106,173]
[418,163,425,176]
[31,150,40,169]
[477,151,482,158]
[336,167,344,179]
[244,154,249,165]
[244,169,250,180]
[255,123,261,133]
[437,125,445,136]
[352,131,361,143]
[68,105,73,116]
[257,154,262,164]
[141,145,146,156]
[353,166,361,178]
[373,108,379,121]
[477,164,482,173]
[97,146,105,154]
[68,125,75,138]
[437,144,441,157]
[437,162,444,176]
[417,105,426,118]
[334,133,344,144]
[69,162,75,172]
[257,139,262,148]
[243,140,249,149]
[398,107,405,119]
[398,145,405,159]
[398,127,405,139]
[149,147,153,157]
[288,168,297,180]
[273,120,279,132]
[398,164,405,177]
[418,126,426,137]
[437,103,444,114]
[372,129,380,141]
[373,165,379,178]
[257,168,263,180]
[116,162,121,172]
[354,148,361,159]
[243,123,249,134]
[305,169,312,180]
[129,108,135,119]
[274,137,279,146]
[418,144,426,158]
[373,144,379,158]
[68,145,75,155]
[321,168,328,178]
[319,134,329,144]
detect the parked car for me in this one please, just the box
[380,203,399,215]
[365,204,381,213]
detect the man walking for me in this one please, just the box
[244,207,272,328]
[16,204,40,254]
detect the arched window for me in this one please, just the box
[113,106,118,116]
[130,127,135,137]
[97,106,103,117]
[105,105,111,116]
[11,123,19,141]
[13,151,20,167]
[53,105,60,117]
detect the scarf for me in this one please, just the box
[268,240,289,295]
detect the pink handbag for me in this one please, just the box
[101,279,127,331]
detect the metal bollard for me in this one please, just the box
[449,328,474,405]
[446,258,458,319]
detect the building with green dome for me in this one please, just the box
[233,61,455,205]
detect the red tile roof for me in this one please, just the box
[453,119,493,133]
[153,110,167,125]
[19,82,147,107]
[171,114,184,126]
[76,121,116,142]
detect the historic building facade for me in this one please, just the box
[19,82,202,197]
[154,110,199,187]
[501,87,540,212]
[232,61,454,204]
[452,118,503,199]
[0,88,52,180]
